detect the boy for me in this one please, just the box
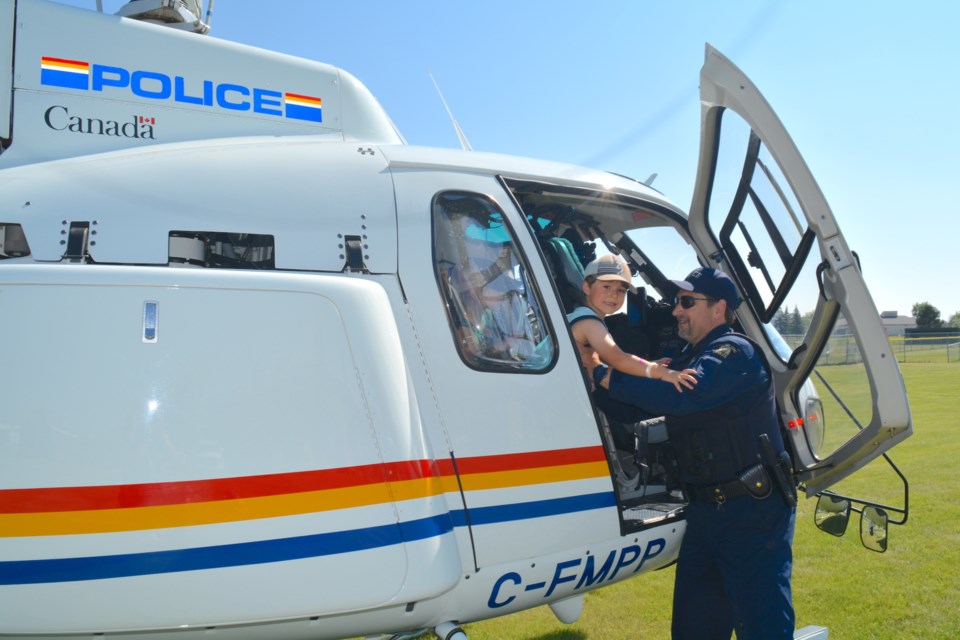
[569,255,696,392]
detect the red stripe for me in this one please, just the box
[41,56,89,68]
[453,446,605,474]
[433,458,457,477]
[0,447,603,514]
[0,460,436,514]
[285,92,321,103]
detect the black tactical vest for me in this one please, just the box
[666,333,782,485]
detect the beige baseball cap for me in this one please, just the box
[583,255,636,293]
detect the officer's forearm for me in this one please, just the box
[607,370,689,415]
[608,368,738,416]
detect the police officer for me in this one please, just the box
[595,267,795,640]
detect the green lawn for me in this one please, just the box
[462,362,960,639]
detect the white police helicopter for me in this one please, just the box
[0,1,911,638]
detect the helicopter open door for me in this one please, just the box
[390,166,627,571]
[687,45,912,496]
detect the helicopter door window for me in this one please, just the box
[432,191,556,372]
[709,114,818,325]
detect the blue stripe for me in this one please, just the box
[285,103,322,122]
[41,68,89,90]
[0,514,452,585]
[0,493,615,585]
[451,491,616,527]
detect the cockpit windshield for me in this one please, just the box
[502,177,703,362]
[503,178,698,308]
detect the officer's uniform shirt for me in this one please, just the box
[607,324,769,416]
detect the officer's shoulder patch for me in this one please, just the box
[712,342,738,359]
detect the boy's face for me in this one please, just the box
[582,279,628,316]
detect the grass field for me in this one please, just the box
[459,362,960,640]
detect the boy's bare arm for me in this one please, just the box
[582,320,696,392]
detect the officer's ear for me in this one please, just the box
[713,299,727,321]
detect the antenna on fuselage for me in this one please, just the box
[429,71,473,151]
[204,0,216,30]
[642,173,658,187]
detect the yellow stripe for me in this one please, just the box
[42,61,88,72]
[459,461,609,492]
[286,97,321,107]
[388,474,461,502]
[2,478,446,537]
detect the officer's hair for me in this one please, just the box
[706,297,737,325]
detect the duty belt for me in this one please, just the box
[686,480,752,504]
[685,463,773,504]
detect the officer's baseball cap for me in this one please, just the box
[671,267,741,309]
[583,255,636,293]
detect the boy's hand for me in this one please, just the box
[663,367,698,393]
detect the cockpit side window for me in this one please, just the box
[432,191,556,372]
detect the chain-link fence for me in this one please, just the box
[781,333,960,365]
[890,334,959,364]
[947,342,960,363]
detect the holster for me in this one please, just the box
[737,463,773,499]
[759,433,798,508]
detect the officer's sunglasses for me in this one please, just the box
[674,295,714,309]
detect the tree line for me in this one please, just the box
[911,302,960,330]
[770,306,808,336]
[770,302,960,335]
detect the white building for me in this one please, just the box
[878,311,917,337]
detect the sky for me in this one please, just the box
[59,1,960,320]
